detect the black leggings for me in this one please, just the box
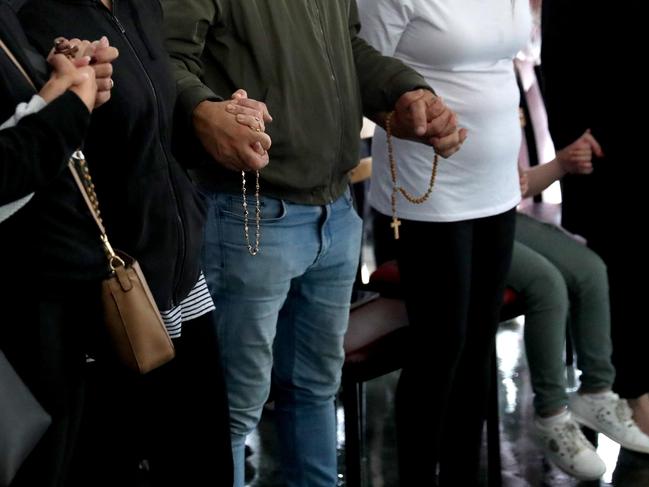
[376,209,515,486]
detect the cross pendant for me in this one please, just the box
[391,217,401,240]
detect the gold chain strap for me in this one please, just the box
[74,154,103,224]
[68,152,124,271]
[386,111,439,240]
[241,170,261,256]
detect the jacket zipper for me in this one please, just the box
[97,0,186,307]
[312,0,344,202]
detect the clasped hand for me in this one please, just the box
[193,89,273,172]
[389,89,467,158]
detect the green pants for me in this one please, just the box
[508,213,615,415]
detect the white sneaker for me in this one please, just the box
[570,391,649,454]
[535,411,607,481]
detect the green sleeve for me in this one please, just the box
[162,0,224,130]
[349,0,433,117]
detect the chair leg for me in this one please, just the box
[343,374,365,487]
[487,348,502,487]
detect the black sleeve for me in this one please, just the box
[0,90,90,204]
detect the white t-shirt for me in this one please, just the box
[359,0,532,222]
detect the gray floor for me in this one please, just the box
[244,318,649,487]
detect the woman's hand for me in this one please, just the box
[39,54,96,111]
[556,129,604,175]
[226,89,273,156]
[518,165,529,196]
[50,36,118,108]
[378,90,468,158]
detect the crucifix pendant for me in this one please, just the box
[391,216,401,240]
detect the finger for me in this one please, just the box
[242,147,270,171]
[429,131,462,158]
[425,95,446,120]
[583,131,604,157]
[72,56,92,67]
[578,163,594,174]
[91,46,119,64]
[394,89,426,115]
[69,40,93,59]
[578,160,593,170]
[231,89,248,100]
[48,53,77,74]
[233,97,273,122]
[81,42,95,58]
[437,111,458,138]
[236,113,265,132]
[424,109,454,138]
[569,156,593,165]
[95,91,111,107]
[69,70,91,86]
[567,148,592,158]
[97,36,110,49]
[252,131,272,152]
[96,78,114,92]
[92,62,113,79]
[226,103,264,121]
[409,99,428,136]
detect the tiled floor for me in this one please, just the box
[243,318,649,486]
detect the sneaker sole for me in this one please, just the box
[534,424,606,481]
[547,458,605,481]
[571,411,649,455]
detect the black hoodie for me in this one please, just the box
[13,0,206,309]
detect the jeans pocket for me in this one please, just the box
[217,194,288,223]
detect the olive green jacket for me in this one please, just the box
[163,0,430,204]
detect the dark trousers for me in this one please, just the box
[375,209,515,486]
[2,287,233,487]
[67,312,233,487]
[562,171,649,399]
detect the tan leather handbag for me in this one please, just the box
[69,151,175,374]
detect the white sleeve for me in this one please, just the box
[356,0,414,56]
[0,95,47,130]
[0,95,45,222]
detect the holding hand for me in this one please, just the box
[389,89,467,158]
[39,54,97,112]
[51,36,118,108]
[556,129,603,175]
[193,90,273,172]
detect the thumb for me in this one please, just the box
[583,129,604,157]
[70,69,91,86]
[231,89,248,100]
[48,53,74,73]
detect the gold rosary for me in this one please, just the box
[241,170,261,256]
[386,111,439,240]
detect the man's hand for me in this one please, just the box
[557,129,603,175]
[40,54,97,111]
[193,99,272,172]
[389,89,467,158]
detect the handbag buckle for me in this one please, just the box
[101,234,125,271]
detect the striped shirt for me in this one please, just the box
[161,272,214,338]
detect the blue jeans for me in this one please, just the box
[201,189,362,487]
